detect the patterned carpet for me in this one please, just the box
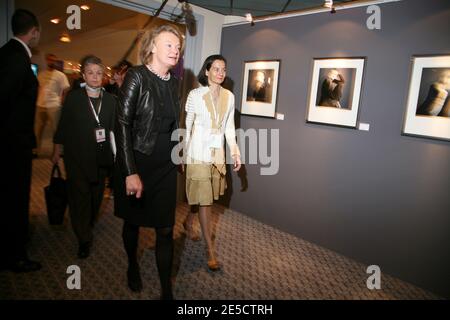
[0,158,441,300]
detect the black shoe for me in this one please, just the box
[127,264,142,292]
[10,258,42,273]
[77,242,91,259]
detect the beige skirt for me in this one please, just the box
[186,162,226,206]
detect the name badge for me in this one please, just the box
[210,134,222,149]
[95,127,106,143]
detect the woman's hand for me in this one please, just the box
[126,174,143,198]
[177,158,185,174]
[232,155,241,172]
[51,144,61,164]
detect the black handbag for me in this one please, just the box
[44,164,68,225]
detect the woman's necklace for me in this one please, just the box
[147,64,170,81]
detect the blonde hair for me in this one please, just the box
[139,24,184,65]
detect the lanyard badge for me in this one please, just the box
[87,90,106,144]
[95,127,106,143]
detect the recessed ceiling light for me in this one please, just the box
[80,5,90,11]
[60,33,71,43]
[50,18,60,24]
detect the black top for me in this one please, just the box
[88,96,101,114]
[158,79,177,133]
[114,65,181,177]
[54,88,116,182]
[113,74,178,228]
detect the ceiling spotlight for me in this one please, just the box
[59,33,71,43]
[50,18,60,24]
[245,13,255,26]
[80,5,90,10]
[323,0,336,13]
[323,0,333,8]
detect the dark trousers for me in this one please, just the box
[66,164,107,245]
[0,144,32,265]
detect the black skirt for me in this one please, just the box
[114,131,177,228]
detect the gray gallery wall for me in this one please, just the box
[0,0,14,47]
[221,0,450,298]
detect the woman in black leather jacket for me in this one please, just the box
[114,24,183,300]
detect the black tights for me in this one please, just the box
[122,222,173,298]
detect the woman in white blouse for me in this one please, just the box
[184,54,241,271]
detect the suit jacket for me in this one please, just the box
[54,88,116,182]
[0,39,38,149]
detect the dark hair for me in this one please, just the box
[197,54,227,86]
[46,53,56,60]
[80,55,104,73]
[114,60,133,75]
[12,9,39,36]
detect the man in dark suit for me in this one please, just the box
[0,9,42,272]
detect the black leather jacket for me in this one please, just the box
[115,65,180,176]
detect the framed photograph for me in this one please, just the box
[306,57,366,128]
[240,60,280,118]
[402,55,450,141]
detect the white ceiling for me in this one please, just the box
[15,0,186,67]
[15,0,139,45]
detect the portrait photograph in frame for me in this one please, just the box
[306,57,366,128]
[240,60,280,118]
[402,55,450,141]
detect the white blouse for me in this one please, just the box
[185,86,240,164]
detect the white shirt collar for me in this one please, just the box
[12,37,32,58]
